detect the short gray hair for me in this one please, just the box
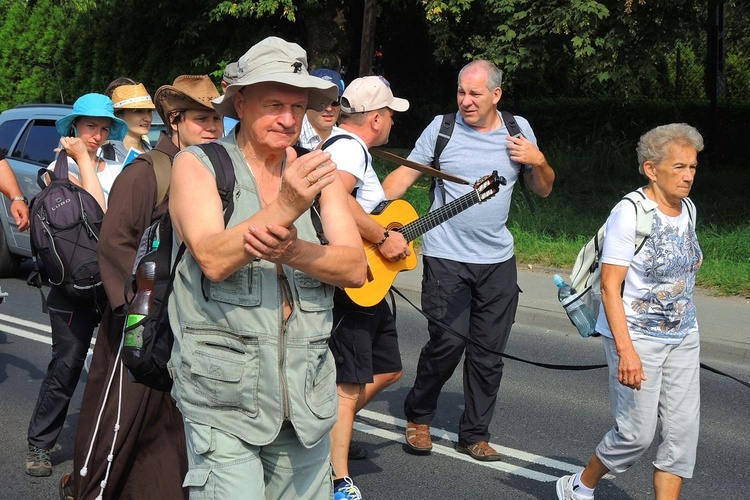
[636,123,704,175]
[458,60,503,91]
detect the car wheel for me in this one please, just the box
[0,224,22,278]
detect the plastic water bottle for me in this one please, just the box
[553,274,597,338]
[122,240,158,365]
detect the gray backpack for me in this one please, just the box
[28,150,106,309]
[569,190,695,320]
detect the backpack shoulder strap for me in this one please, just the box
[195,142,236,222]
[100,142,117,161]
[500,110,536,216]
[433,113,456,172]
[321,134,369,198]
[623,190,657,254]
[147,149,172,208]
[430,113,456,206]
[194,142,237,301]
[52,150,70,181]
[682,197,696,224]
[292,145,328,246]
[321,135,368,166]
[500,110,521,137]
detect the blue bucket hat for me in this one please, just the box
[55,93,128,141]
[310,68,345,97]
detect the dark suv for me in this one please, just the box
[0,103,166,277]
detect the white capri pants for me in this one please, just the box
[595,332,700,478]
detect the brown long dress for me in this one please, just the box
[72,134,188,499]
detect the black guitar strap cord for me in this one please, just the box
[390,286,750,389]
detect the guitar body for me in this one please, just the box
[343,172,502,307]
[344,199,419,307]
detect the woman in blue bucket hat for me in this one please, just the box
[25,93,127,479]
[51,92,127,207]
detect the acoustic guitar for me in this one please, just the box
[345,171,504,306]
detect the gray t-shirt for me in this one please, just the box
[407,111,537,264]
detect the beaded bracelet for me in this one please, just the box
[375,229,389,246]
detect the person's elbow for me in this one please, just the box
[383,167,417,199]
[341,249,368,288]
[535,183,553,198]
[190,248,233,283]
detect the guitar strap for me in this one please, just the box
[432,111,536,215]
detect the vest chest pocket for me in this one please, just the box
[209,263,261,307]
[293,270,333,312]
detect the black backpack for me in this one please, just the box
[28,150,106,310]
[122,142,236,391]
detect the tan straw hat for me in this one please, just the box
[111,83,156,110]
[212,36,338,120]
[153,75,220,123]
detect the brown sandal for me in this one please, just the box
[405,422,432,453]
[455,441,502,462]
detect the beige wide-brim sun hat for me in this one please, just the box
[213,36,338,120]
[111,83,156,110]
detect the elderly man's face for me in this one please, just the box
[456,66,501,130]
[235,82,308,151]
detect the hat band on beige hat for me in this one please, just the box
[111,83,156,110]
[212,36,338,120]
[113,95,154,109]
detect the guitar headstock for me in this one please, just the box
[473,171,505,202]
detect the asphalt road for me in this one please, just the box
[1,274,749,499]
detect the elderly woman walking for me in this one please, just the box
[557,123,704,500]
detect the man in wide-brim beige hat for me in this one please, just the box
[167,37,365,499]
[212,36,338,120]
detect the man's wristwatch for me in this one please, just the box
[11,196,28,205]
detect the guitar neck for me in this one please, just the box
[400,190,481,242]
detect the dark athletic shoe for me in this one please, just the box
[348,443,368,460]
[26,444,52,477]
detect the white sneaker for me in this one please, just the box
[556,474,594,500]
[333,476,363,500]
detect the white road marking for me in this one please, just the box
[0,313,96,348]
[0,313,51,333]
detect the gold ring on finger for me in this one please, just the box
[306,174,316,185]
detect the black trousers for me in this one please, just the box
[27,286,101,450]
[404,255,519,445]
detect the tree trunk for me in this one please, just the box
[359,0,377,76]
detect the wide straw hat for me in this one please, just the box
[55,93,128,141]
[153,75,220,124]
[340,75,409,114]
[111,83,156,110]
[212,36,338,120]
